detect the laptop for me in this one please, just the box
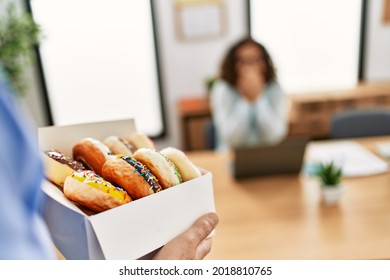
[233,138,309,179]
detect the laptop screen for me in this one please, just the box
[233,138,309,179]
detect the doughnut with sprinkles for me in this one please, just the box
[102,155,162,200]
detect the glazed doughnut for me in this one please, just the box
[64,170,132,213]
[72,137,112,176]
[160,147,201,182]
[103,135,135,156]
[42,149,85,188]
[133,148,183,189]
[125,132,155,150]
[102,155,162,200]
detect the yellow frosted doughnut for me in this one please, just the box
[64,170,131,213]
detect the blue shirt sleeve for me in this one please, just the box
[0,68,55,259]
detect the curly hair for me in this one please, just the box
[220,37,277,87]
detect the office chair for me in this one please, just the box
[330,109,390,139]
[204,119,217,150]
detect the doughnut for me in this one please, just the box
[104,135,135,156]
[125,132,155,150]
[42,149,85,188]
[102,155,162,200]
[160,147,201,182]
[133,148,183,189]
[72,137,112,176]
[64,170,132,213]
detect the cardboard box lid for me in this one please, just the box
[38,119,136,156]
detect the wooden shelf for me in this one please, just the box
[179,82,390,151]
[289,82,390,139]
[178,97,211,151]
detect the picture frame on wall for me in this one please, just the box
[174,0,227,41]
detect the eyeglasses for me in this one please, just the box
[236,56,264,65]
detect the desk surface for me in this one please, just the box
[187,137,390,260]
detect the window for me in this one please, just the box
[249,0,362,94]
[29,0,165,137]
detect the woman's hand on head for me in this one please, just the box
[152,212,219,260]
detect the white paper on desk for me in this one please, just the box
[376,142,390,159]
[306,141,389,177]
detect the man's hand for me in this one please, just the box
[152,212,219,260]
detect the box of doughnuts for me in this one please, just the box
[38,119,215,260]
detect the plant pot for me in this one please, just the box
[321,184,344,205]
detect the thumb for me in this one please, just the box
[183,212,219,247]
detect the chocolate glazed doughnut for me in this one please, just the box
[42,149,85,188]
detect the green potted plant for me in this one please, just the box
[316,161,344,205]
[205,76,217,97]
[0,3,41,97]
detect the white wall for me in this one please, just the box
[250,0,361,94]
[365,0,390,81]
[153,0,247,149]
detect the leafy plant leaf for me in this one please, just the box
[0,3,41,97]
[316,161,343,186]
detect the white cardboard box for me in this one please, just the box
[38,119,216,260]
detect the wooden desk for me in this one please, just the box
[187,137,390,259]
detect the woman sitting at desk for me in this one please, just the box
[210,37,289,151]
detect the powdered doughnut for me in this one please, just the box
[125,132,155,150]
[160,147,201,181]
[133,148,182,189]
[104,135,135,156]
